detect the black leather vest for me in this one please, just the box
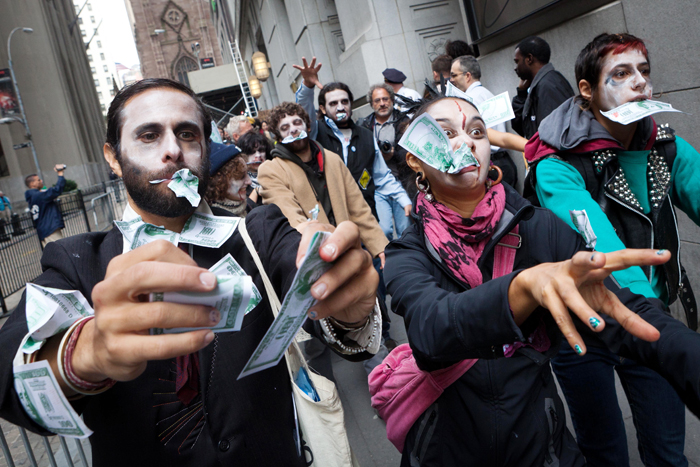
[314,118,378,218]
[530,124,697,329]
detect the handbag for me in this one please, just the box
[368,225,521,452]
[238,218,359,467]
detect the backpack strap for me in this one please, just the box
[493,224,520,278]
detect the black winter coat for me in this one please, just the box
[384,184,700,466]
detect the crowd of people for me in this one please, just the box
[1,32,700,467]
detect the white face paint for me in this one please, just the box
[226,173,251,202]
[596,49,652,112]
[323,89,351,123]
[276,114,307,140]
[246,150,266,169]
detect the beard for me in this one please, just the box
[119,151,210,218]
[282,137,309,154]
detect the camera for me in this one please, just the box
[379,140,393,153]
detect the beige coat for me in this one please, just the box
[258,148,388,257]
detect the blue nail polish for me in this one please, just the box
[308,311,317,319]
[589,317,601,329]
[574,344,583,355]
[656,249,667,255]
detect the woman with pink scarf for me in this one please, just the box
[382,96,700,466]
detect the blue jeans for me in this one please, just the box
[375,193,409,241]
[551,341,687,467]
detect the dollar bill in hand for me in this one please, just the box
[150,275,253,334]
[239,231,333,379]
[209,253,261,314]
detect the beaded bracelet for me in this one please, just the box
[58,316,116,396]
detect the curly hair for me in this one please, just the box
[267,102,311,141]
[204,155,247,203]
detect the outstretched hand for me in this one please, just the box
[298,221,378,325]
[509,249,670,355]
[293,57,323,90]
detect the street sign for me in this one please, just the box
[200,57,214,69]
[13,142,31,150]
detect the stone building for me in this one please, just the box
[0,0,108,204]
[126,0,224,87]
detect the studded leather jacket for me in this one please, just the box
[528,124,697,329]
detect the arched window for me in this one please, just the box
[174,56,198,86]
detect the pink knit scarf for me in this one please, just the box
[417,183,506,288]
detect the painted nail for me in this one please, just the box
[656,249,667,255]
[312,282,327,299]
[574,344,583,355]
[322,243,337,258]
[589,317,601,329]
[200,272,217,288]
[210,309,221,324]
[308,310,318,320]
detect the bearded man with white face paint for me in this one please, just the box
[0,79,383,466]
[525,33,700,466]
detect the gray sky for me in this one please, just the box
[96,0,139,68]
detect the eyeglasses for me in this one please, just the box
[450,72,467,79]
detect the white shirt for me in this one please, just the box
[464,81,506,153]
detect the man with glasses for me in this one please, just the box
[450,55,518,186]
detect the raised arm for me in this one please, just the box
[293,57,323,140]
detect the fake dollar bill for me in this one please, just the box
[179,212,240,249]
[130,223,180,250]
[398,113,480,174]
[570,209,597,249]
[13,360,93,438]
[239,231,333,379]
[281,130,308,144]
[149,169,201,207]
[444,81,474,103]
[601,100,682,125]
[209,254,261,314]
[477,92,515,128]
[22,285,94,354]
[114,216,144,245]
[150,275,253,334]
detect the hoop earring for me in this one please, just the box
[416,172,434,202]
[487,165,503,189]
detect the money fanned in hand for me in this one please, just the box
[167,169,201,207]
[601,100,681,125]
[23,284,94,354]
[398,113,480,174]
[150,275,253,334]
[209,253,261,314]
[13,361,93,438]
[239,231,334,379]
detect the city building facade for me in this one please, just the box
[74,0,121,117]
[0,0,109,205]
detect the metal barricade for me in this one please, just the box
[0,213,43,316]
[89,194,114,231]
[0,422,91,467]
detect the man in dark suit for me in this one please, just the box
[0,78,380,466]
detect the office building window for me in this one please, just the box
[91,16,95,23]
[93,29,99,36]
[78,17,83,25]
[97,91,103,98]
[81,29,86,37]
[110,89,116,96]
[100,53,105,60]
[103,65,108,72]
[94,79,99,86]
[87,54,93,61]
[91,67,96,74]
[87,3,92,10]
[97,40,101,48]
[101,104,106,112]
[106,77,111,85]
